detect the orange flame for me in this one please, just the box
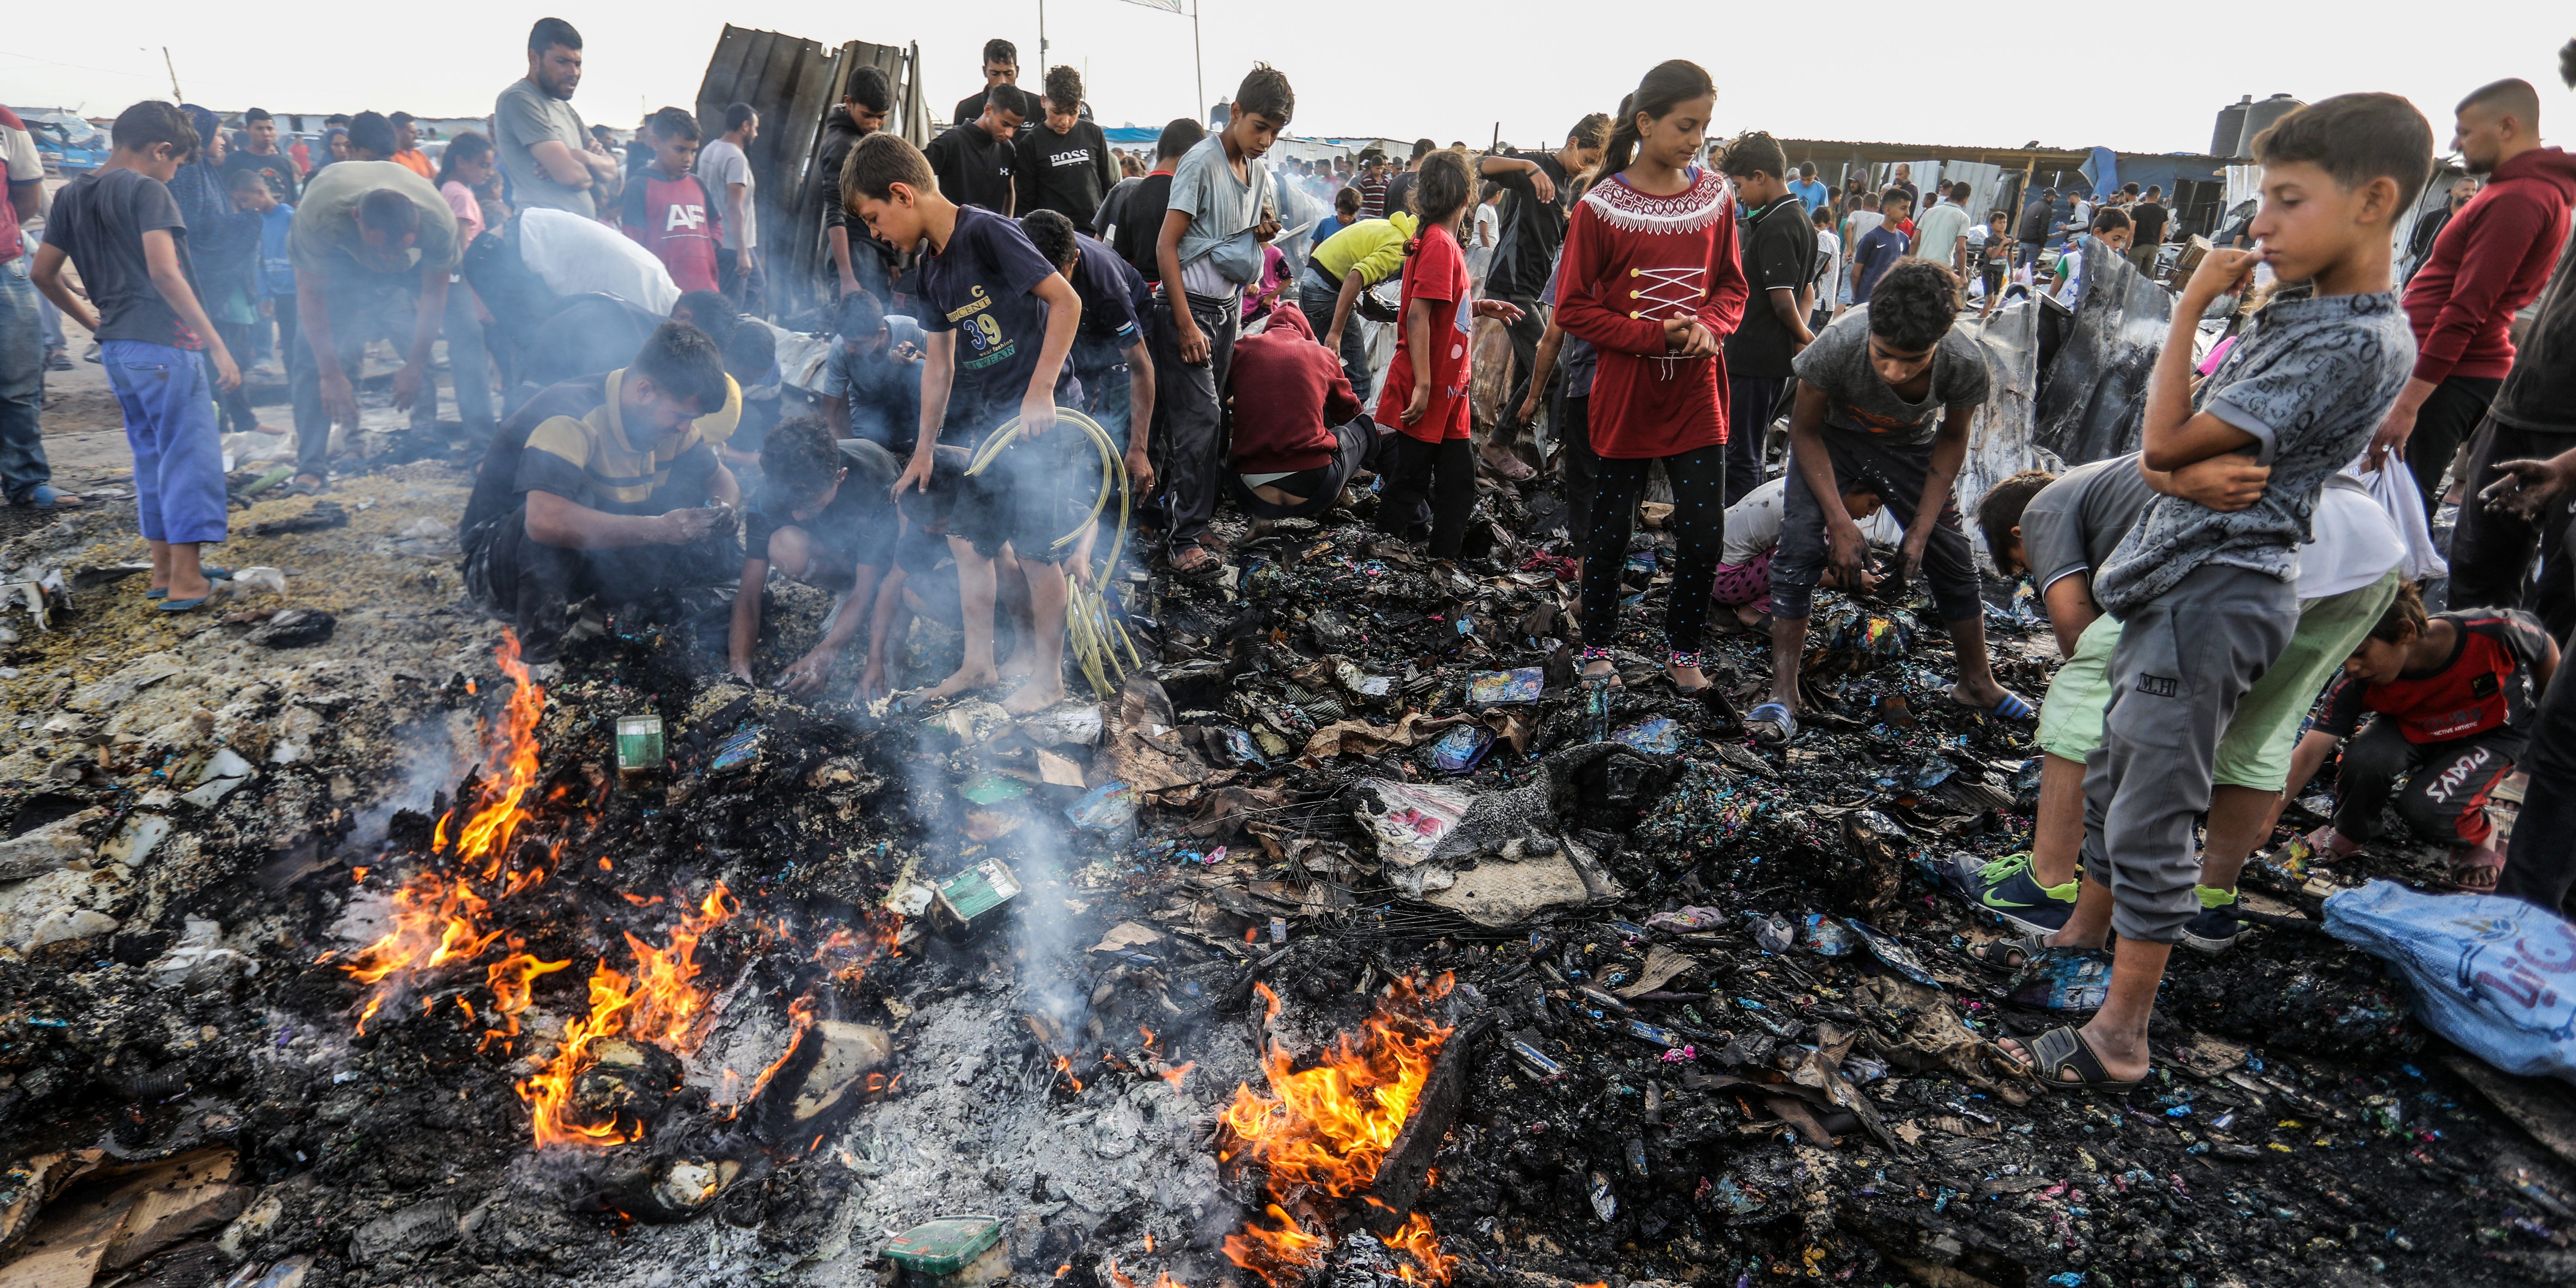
[1219,974,1456,1288]
[448,631,546,880]
[1383,1213,1456,1286]
[479,949,572,1053]
[516,884,737,1148]
[731,991,819,1112]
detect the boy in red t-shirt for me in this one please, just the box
[2283,582,2559,890]
[621,107,722,294]
[1373,149,1524,560]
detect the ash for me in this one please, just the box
[2,445,2573,1288]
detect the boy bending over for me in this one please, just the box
[728,415,926,695]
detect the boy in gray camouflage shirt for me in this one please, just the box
[1998,93,2434,1093]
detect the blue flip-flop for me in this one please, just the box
[10,484,85,510]
[1748,701,1800,746]
[158,596,211,613]
[146,567,234,600]
[1956,689,2036,721]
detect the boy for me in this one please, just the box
[727,414,914,693]
[621,107,721,294]
[1972,210,2012,316]
[1970,452,2403,951]
[1020,209,1156,492]
[32,101,238,609]
[2049,206,2131,310]
[229,167,299,376]
[1807,204,1841,331]
[2282,586,2555,892]
[923,85,1025,216]
[1849,190,1911,305]
[1718,131,1818,505]
[1998,93,2430,1089]
[1753,261,2016,745]
[1015,66,1119,233]
[1153,65,1292,576]
[817,289,926,454]
[1711,473,1894,629]
[843,131,1083,714]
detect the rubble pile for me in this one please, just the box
[0,459,2572,1288]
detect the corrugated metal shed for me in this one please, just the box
[695,25,932,324]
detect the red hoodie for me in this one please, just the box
[1225,301,1362,474]
[2402,146,2576,385]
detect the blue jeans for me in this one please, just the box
[1299,269,1369,394]
[102,339,229,545]
[0,256,49,502]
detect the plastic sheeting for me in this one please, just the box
[1949,297,2055,565]
[2030,237,2172,466]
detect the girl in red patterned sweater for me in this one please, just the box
[1557,60,1748,701]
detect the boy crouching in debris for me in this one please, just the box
[843,132,1085,715]
[1996,93,2430,1091]
[728,415,957,701]
[458,321,743,670]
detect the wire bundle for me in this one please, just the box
[964,408,1146,699]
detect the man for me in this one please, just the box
[343,113,394,163]
[2128,185,2169,274]
[1383,139,1434,220]
[2375,78,2576,516]
[1718,132,1817,505]
[1305,208,1417,396]
[0,104,77,510]
[497,17,619,219]
[1017,67,1119,233]
[1789,161,1831,214]
[286,160,459,492]
[698,102,761,313]
[226,107,299,203]
[2404,177,2479,281]
[818,67,895,302]
[1479,114,1610,476]
[1888,163,1919,211]
[387,112,435,179]
[1355,151,1390,219]
[1911,180,1972,277]
[924,85,1025,216]
[955,40,1021,129]
[2015,186,2057,269]
[1109,118,1204,280]
[459,321,742,669]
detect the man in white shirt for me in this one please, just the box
[1910,180,1973,277]
[697,103,761,314]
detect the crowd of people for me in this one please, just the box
[12,18,2576,1091]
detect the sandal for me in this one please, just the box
[1164,546,1222,578]
[2011,1025,2145,1094]
[1951,687,2036,721]
[1746,701,1799,747]
[2447,843,2506,893]
[1969,932,2052,973]
[146,567,235,600]
[11,484,86,510]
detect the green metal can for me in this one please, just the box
[615,715,666,778]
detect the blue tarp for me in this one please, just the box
[1104,127,1159,144]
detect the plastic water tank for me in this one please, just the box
[2237,94,2305,155]
[2212,95,2252,157]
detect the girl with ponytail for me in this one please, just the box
[1556,59,1748,706]
[1373,148,1529,559]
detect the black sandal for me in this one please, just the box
[1969,932,2051,973]
[2013,1025,2145,1093]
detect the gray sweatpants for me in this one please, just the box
[2080,563,2297,943]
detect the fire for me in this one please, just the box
[335,872,501,985]
[1382,1213,1456,1285]
[1219,974,1456,1288]
[447,630,547,879]
[729,991,819,1112]
[479,949,572,1053]
[517,884,738,1148]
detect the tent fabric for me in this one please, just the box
[2030,238,2171,466]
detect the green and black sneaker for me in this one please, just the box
[2180,885,2248,955]
[1962,851,2078,936]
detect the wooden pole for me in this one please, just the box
[1191,0,1205,121]
[163,47,183,100]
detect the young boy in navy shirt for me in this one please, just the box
[1998,93,2433,1091]
[843,131,1083,714]
[621,107,721,294]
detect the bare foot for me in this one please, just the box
[164,573,214,602]
[1003,676,1066,715]
[998,650,1037,682]
[1949,678,2010,709]
[914,663,998,703]
[1998,1022,2150,1085]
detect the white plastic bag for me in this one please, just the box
[2355,458,2448,582]
[2322,880,2576,1082]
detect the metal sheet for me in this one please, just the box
[2029,238,2174,467]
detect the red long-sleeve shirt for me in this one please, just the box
[1226,301,1362,473]
[2402,146,2576,385]
[1554,167,1748,458]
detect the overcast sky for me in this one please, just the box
[7,2,2569,157]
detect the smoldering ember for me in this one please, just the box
[9,28,2576,1288]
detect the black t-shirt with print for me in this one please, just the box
[1017,119,1118,233]
[1726,194,1820,380]
[924,123,1018,215]
[1486,147,1571,300]
[917,206,1065,436]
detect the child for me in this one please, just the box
[1997,93,2430,1090]
[1556,60,1747,699]
[1838,192,1881,307]
[817,289,926,453]
[1756,261,2011,745]
[2049,206,2131,309]
[433,131,502,452]
[1710,473,1892,629]
[1849,190,1912,304]
[32,101,238,610]
[1466,183,1502,287]
[1807,204,1841,331]
[1375,150,1523,561]
[1972,210,2012,316]
[620,107,721,294]
[727,415,913,694]
[1971,454,2403,949]
[843,131,1083,714]
[2285,585,2555,891]
[228,167,298,378]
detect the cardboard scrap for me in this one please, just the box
[1615,944,1698,999]
[1301,712,1475,761]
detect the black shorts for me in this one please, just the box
[951,427,1095,563]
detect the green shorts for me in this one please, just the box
[2032,568,2401,790]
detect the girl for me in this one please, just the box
[434,133,503,452]
[1373,149,1525,559]
[1556,60,1748,699]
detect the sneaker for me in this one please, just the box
[1964,851,2079,936]
[2180,885,2248,955]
